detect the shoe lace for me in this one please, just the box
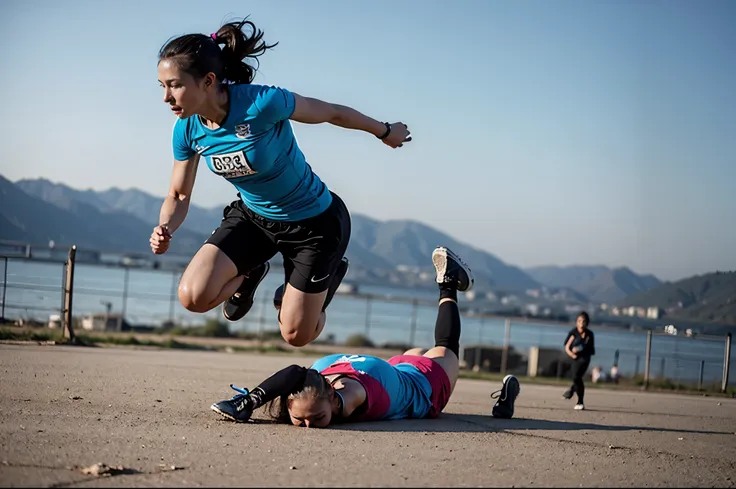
[490,388,505,401]
[229,384,250,399]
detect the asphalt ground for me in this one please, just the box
[1,344,735,487]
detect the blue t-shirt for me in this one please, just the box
[171,84,333,221]
[311,354,433,421]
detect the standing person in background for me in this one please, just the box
[562,311,595,410]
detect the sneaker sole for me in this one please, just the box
[431,247,475,292]
[210,404,243,423]
[502,374,521,398]
[222,262,271,321]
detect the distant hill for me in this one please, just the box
[7,177,540,291]
[525,265,661,303]
[14,178,222,239]
[618,271,736,325]
[0,175,210,256]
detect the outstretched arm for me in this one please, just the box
[290,93,412,148]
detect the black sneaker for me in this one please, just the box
[222,262,270,322]
[562,388,574,400]
[431,247,474,292]
[272,257,349,311]
[491,375,521,419]
[211,385,254,423]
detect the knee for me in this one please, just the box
[178,281,212,313]
[281,331,312,347]
[279,317,319,347]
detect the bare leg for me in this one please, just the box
[278,285,328,347]
[178,244,243,312]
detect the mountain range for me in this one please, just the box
[618,271,736,325]
[2,175,666,303]
[3,176,534,291]
[524,265,662,303]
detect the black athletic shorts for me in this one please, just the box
[205,191,351,294]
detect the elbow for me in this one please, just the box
[168,191,191,204]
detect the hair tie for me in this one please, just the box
[210,33,217,41]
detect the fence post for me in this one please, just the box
[698,360,705,391]
[121,267,130,323]
[364,296,372,337]
[62,246,77,342]
[1,256,7,321]
[500,319,511,374]
[643,330,652,390]
[408,299,418,346]
[723,333,732,393]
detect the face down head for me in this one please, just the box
[268,369,340,428]
[156,18,277,118]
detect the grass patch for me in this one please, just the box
[0,328,57,342]
[74,333,212,351]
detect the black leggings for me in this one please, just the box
[570,357,591,403]
[434,300,461,357]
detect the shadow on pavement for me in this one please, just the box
[326,413,734,435]
[528,404,735,419]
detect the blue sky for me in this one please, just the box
[1,0,734,281]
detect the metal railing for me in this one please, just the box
[1,249,733,392]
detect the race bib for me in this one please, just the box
[210,150,256,179]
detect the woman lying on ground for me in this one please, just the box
[210,246,521,427]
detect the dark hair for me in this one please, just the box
[577,311,590,327]
[158,18,277,85]
[266,369,332,424]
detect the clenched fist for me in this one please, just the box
[150,225,172,255]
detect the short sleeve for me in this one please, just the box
[254,85,296,124]
[172,119,194,161]
[310,353,346,373]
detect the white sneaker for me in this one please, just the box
[574,403,585,410]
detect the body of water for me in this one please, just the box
[1,257,732,387]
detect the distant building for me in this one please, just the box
[48,314,61,329]
[646,307,663,319]
[81,314,124,332]
[526,289,541,298]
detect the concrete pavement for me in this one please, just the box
[1,344,735,487]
